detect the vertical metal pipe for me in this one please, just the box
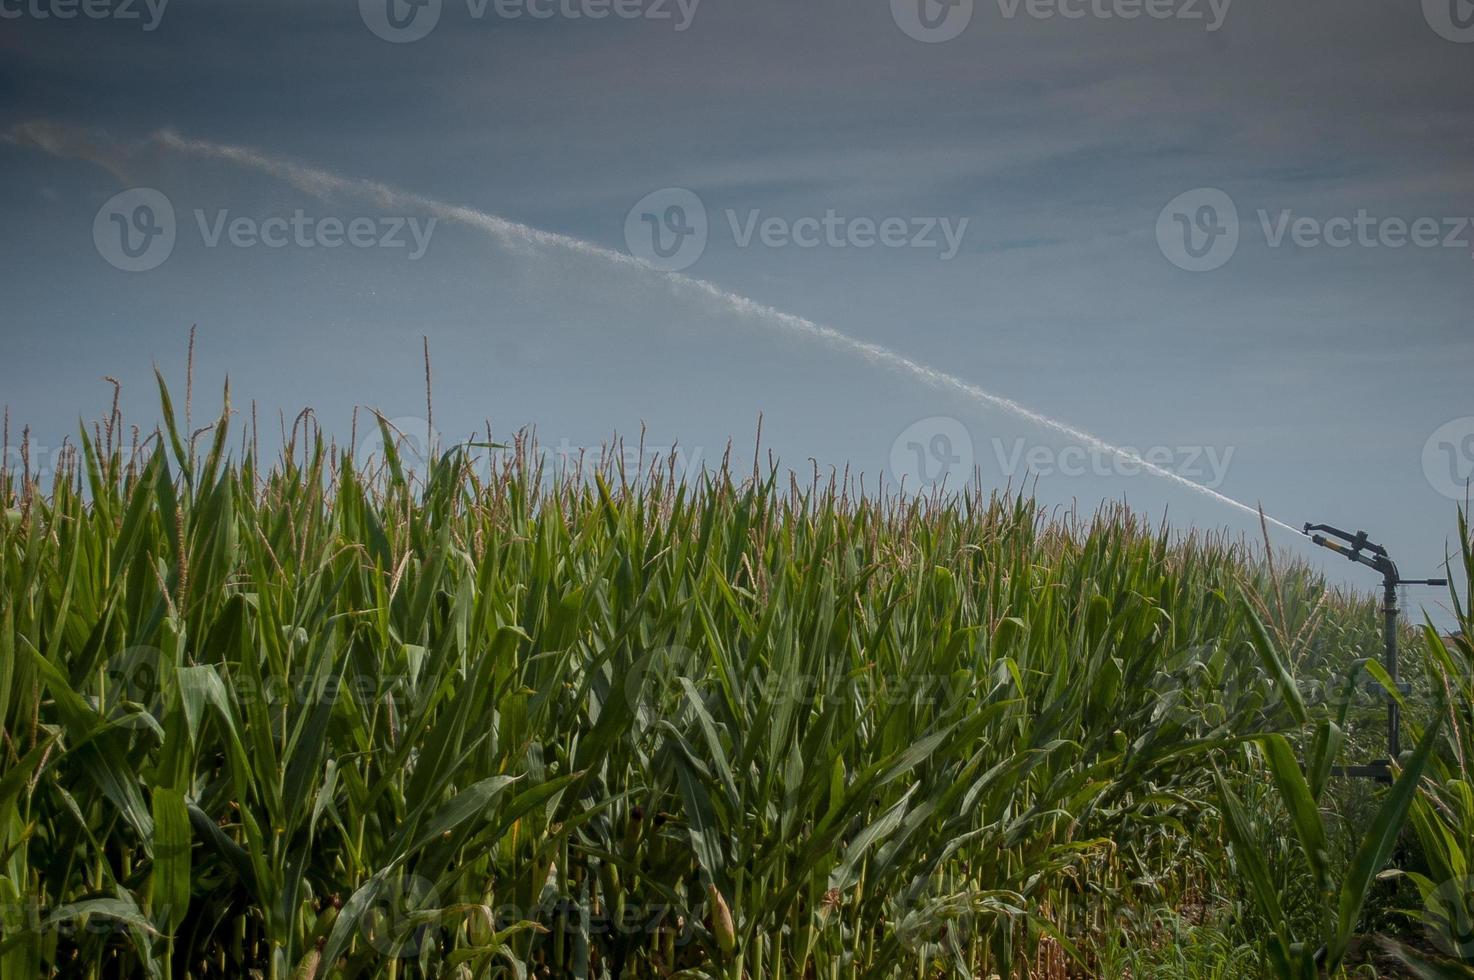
[1384,577,1400,762]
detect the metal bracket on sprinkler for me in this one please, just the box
[1303,523,1447,783]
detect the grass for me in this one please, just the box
[0,375,1470,978]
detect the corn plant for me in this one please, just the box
[0,378,1450,978]
[1389,512,1474,977]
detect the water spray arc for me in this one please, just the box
[11,121,1298,533]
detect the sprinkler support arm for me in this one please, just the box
[1308,533,1383,571]
[1304,523,1388,556]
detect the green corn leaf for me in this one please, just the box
[150,787,191,935]
[1259,734,1329,894]
[1242,599,1307,725]
[1331,709,1446,968]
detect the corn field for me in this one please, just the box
[1,380,1470,979]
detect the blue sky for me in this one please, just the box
[1,0,1471,615]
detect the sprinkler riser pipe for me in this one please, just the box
[1384,577,1400,763]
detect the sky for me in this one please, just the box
[0,0,1471,618]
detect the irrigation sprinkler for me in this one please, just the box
[1303,522,1448,782]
